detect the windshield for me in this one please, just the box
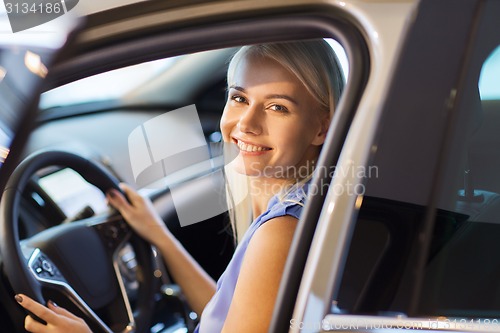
[40,56,180,109]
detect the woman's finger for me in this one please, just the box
[47,300,79,320]
[119,183,138,197]
[107,188,131,212]
[16,294,56,323]
[119,183,144,205]
[24,314,46,333]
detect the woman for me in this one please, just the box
[16,39,344,333]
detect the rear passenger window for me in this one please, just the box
[333,43,500,321]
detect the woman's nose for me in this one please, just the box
[237,105,262,135]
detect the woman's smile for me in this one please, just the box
[232,137,272,155]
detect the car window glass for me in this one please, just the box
[331,41,500,323]
[29,38,349,229]
[37,39,348,189]
[415,42,500,321]
[24,37,351,302]
[479,45,500,100]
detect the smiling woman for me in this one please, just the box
[199,40,344,333]
[15,39,345,333]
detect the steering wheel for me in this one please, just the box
[0,150,156,333]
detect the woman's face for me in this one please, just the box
[220,54,329,179]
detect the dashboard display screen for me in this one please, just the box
[38,168,108,218]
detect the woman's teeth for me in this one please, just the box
[237,140,270,152]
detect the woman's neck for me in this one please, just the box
[247,153,319,218]
[249,177,294,218]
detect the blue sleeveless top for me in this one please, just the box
[195,182,309,333]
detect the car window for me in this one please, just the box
[330,13,500,328]
[36,39,349,192]
[26,35,351,273]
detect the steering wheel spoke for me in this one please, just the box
[25,247,115,333]
[27,247,65,285]
[88,215,139,331]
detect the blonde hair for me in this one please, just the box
[227,39,344,116]
[225,39,345,243]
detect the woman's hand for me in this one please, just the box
[16,294,92,333]
[106,183,169,247]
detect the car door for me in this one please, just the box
[294,1,500,332]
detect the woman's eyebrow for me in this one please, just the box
[229,85,246,93]
[264,94,299,106]
[229,85,299,105]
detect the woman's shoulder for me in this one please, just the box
[264,180,311,222]
[280,181,310,205]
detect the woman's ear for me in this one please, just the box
[311,113,331,146]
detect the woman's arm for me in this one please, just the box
[107,184,216,315]
[221,215,298,333]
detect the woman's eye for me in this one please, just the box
[270,104,289,113]
[231,95,246,103]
